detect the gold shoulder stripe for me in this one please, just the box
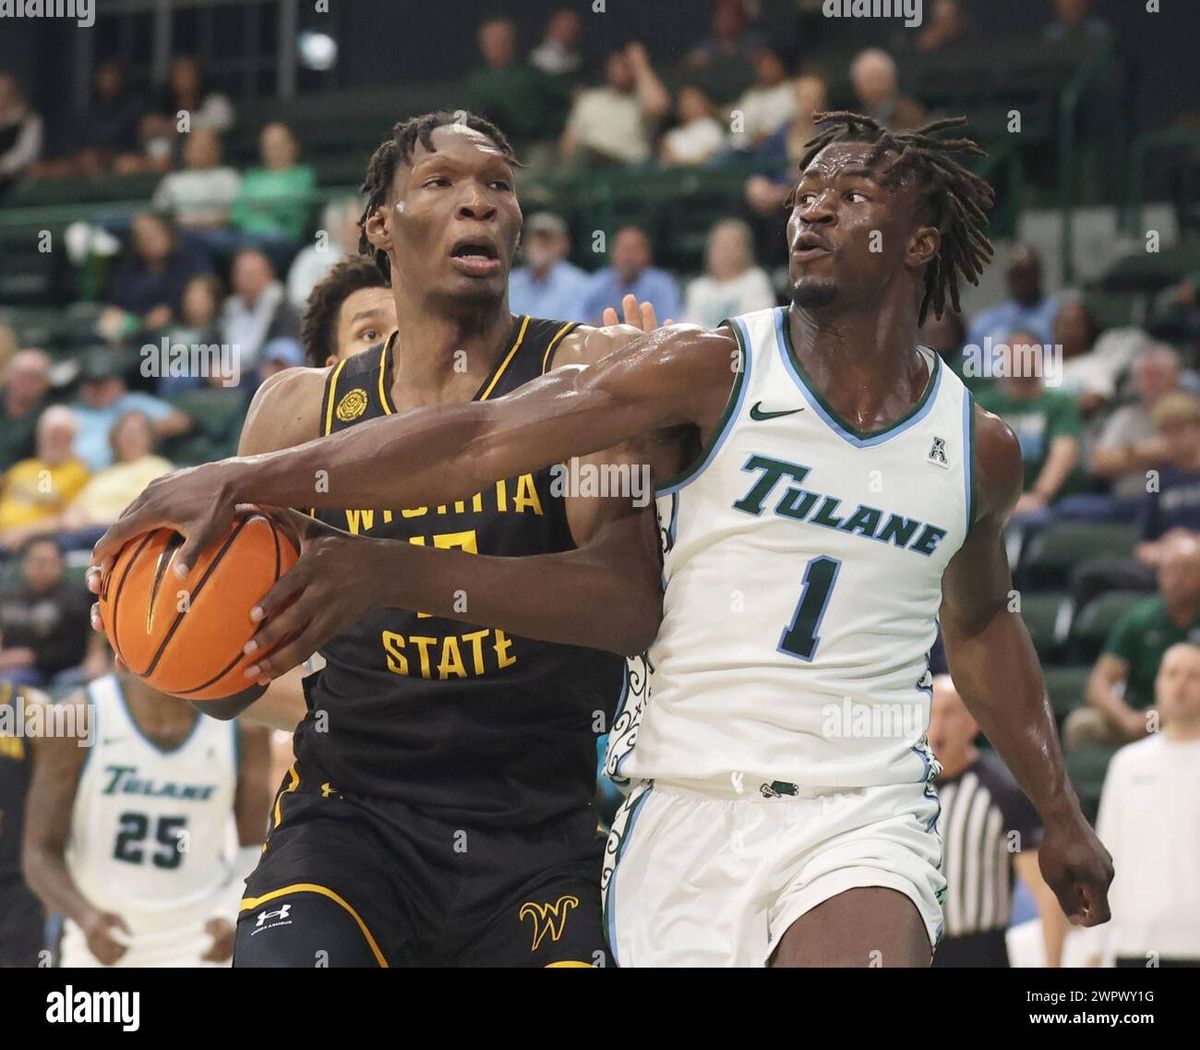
[478,314,531,402]
[378,331,398,415]
[541,321,578,375]
[323,358,351,437]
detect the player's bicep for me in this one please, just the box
[238,367,327,456]
[23,702,89,856]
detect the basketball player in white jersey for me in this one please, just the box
[22,668,271,966]
[93,113,1113,966]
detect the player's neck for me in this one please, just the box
[390,293,514,404]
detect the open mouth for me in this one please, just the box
[450,240,502,277]
[792,231,834,258]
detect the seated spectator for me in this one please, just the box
[967,245,1058,351]
[1044,0,1113,51]
[151,127,240,230]
[218,249,301,376]
[0,349,51,473]
[730,48,794,151]
[1055,296,1148,417]
[301,257,396,367]
[155,273,226,398]
[914,0,969,55]
[1070,534,1200,750]
[164,371,251,466]
[561,44,670,167]
[682,219,775,329]
[581,226,681,325]
[685,0,763,101]
[59,412,173,531]
[659,85,726,167]
[70,60,146,178]
[286,197,362,310]
[229,122,316,248]
[0,536,91,688]
[99,211,212,340]
[849,48,926,133]
[919,308,969,378]
[0,74,43,198]
[975,330,1082,517]
[256,337,305,385]
[69,349,189,473]
[929,676,1066,967]
[153,56,235,135]
[463,17,569,151]
[508,213,590,323]
[1089,344,1180,504]
[529,8,583,79]
[1087,642,1200,967]
[0,407,90,551]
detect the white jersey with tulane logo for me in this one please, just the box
[62,674,239,965]
[607,306,974,794]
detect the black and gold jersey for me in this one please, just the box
[0,682,32,883]
[296,316,626,827]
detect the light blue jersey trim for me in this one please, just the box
[962,386,976,534]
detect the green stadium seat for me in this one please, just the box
[1020,590,1070,661]
[1042,663,1092,721]
[1068,589,1151,663]
[1066,745,1118,823]
[1018,521,1140,591]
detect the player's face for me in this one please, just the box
[1155,646,1200,725]
[332,287,397,364]
[787,142,931,314]
[385,126,521,308]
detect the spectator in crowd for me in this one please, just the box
[0,74,43,198]
[58,412,173,532]
[975,329,1083,517]
[508,212,590,323]
[156,273,226,398]
[0,407,89,551]
[256,337,305,385]
[1088,642,1200,967]
[70,60,146,178]
[463,17,569,151]
[164,368,250,466]
[660,85,726,167]
[151,127,240,230]
[967,245,1059,350]
[99,211,212,340]
[730,48,794,151]
[743,74,828,269]
[529,8,583,79]
[682,219,775,329]
[286,197,362,310]
[919,308,970,381]
[929,676,1066,967]
[913,0,969,55]
[229,122,316,251]
[300,257,396,368]
[561,44,671,167]
[686,0,764,101]
[0,536,90,688]
[69,350,188,473]
[0,323,15,377]
[849,48,927,133]
[153,55,235,135]
[1089,344,1180,504]
[0,349,51,473]
[1044,0,1113,51]
[581,225,681,325]
[1070,533,1200,750]
[218,249,301,376]
[1055,297,1148,417]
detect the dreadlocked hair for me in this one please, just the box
[358,111,520,281]
[794,111,995,324]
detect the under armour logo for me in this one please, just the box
[927,436,949,468]
[256,905,291,926]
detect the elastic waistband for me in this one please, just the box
[651,776,854,802]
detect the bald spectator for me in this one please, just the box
[508,213,589,322]
[581,226,681,325]
[529,9,583,79]
[151,127,241,230]
[218,248,301,374]
[561,43,671,167]
[0,350,51,473]
[682,219,775,329]
[967,245,1059,351]
[1070,534,1200,750]
[929,676,1067,967]
[0,407,90,551]
[850,49,926,133]
[1088,642,1200,967]
[0,74,43,198]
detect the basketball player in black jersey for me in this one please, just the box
[94,112,663,967]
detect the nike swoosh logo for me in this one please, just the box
[749,401,804,421]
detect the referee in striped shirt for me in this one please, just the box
[929,675,1068,966]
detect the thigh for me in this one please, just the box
[236,890,382,968]
[770,886,931,967]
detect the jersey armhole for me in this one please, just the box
[541,320,580,375]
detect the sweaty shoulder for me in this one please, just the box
[552,321,736,370]
[239,366,331,456]
[972,402,1023,524]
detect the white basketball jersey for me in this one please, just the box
[66,675,239,937]
[607,307,974,794]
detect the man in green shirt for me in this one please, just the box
[1069,533,1200,748]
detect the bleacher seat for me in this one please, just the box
[1017,520,1140,591]
[1042,663,1092,722]
[1067,588,1151,663]
[1066,745,1119,823]
[1020,590,1071,662]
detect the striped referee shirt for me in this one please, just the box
[936,751,1042,938]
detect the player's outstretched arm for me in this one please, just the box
[91,324,736,576]
[939,405,1114,928]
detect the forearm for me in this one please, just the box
[942,609,1080,822]
[23,846,94,926]
[1031,440,1078,500]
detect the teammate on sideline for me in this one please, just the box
[22,667,271,966]
[96,113,1113,966]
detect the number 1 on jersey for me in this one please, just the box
[779,555,841,661]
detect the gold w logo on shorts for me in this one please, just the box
[518,895,579,951]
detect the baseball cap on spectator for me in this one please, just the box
[260,338,304,368]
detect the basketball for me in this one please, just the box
[97,513,299,700]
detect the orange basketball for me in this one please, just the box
[98,513,299,700]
